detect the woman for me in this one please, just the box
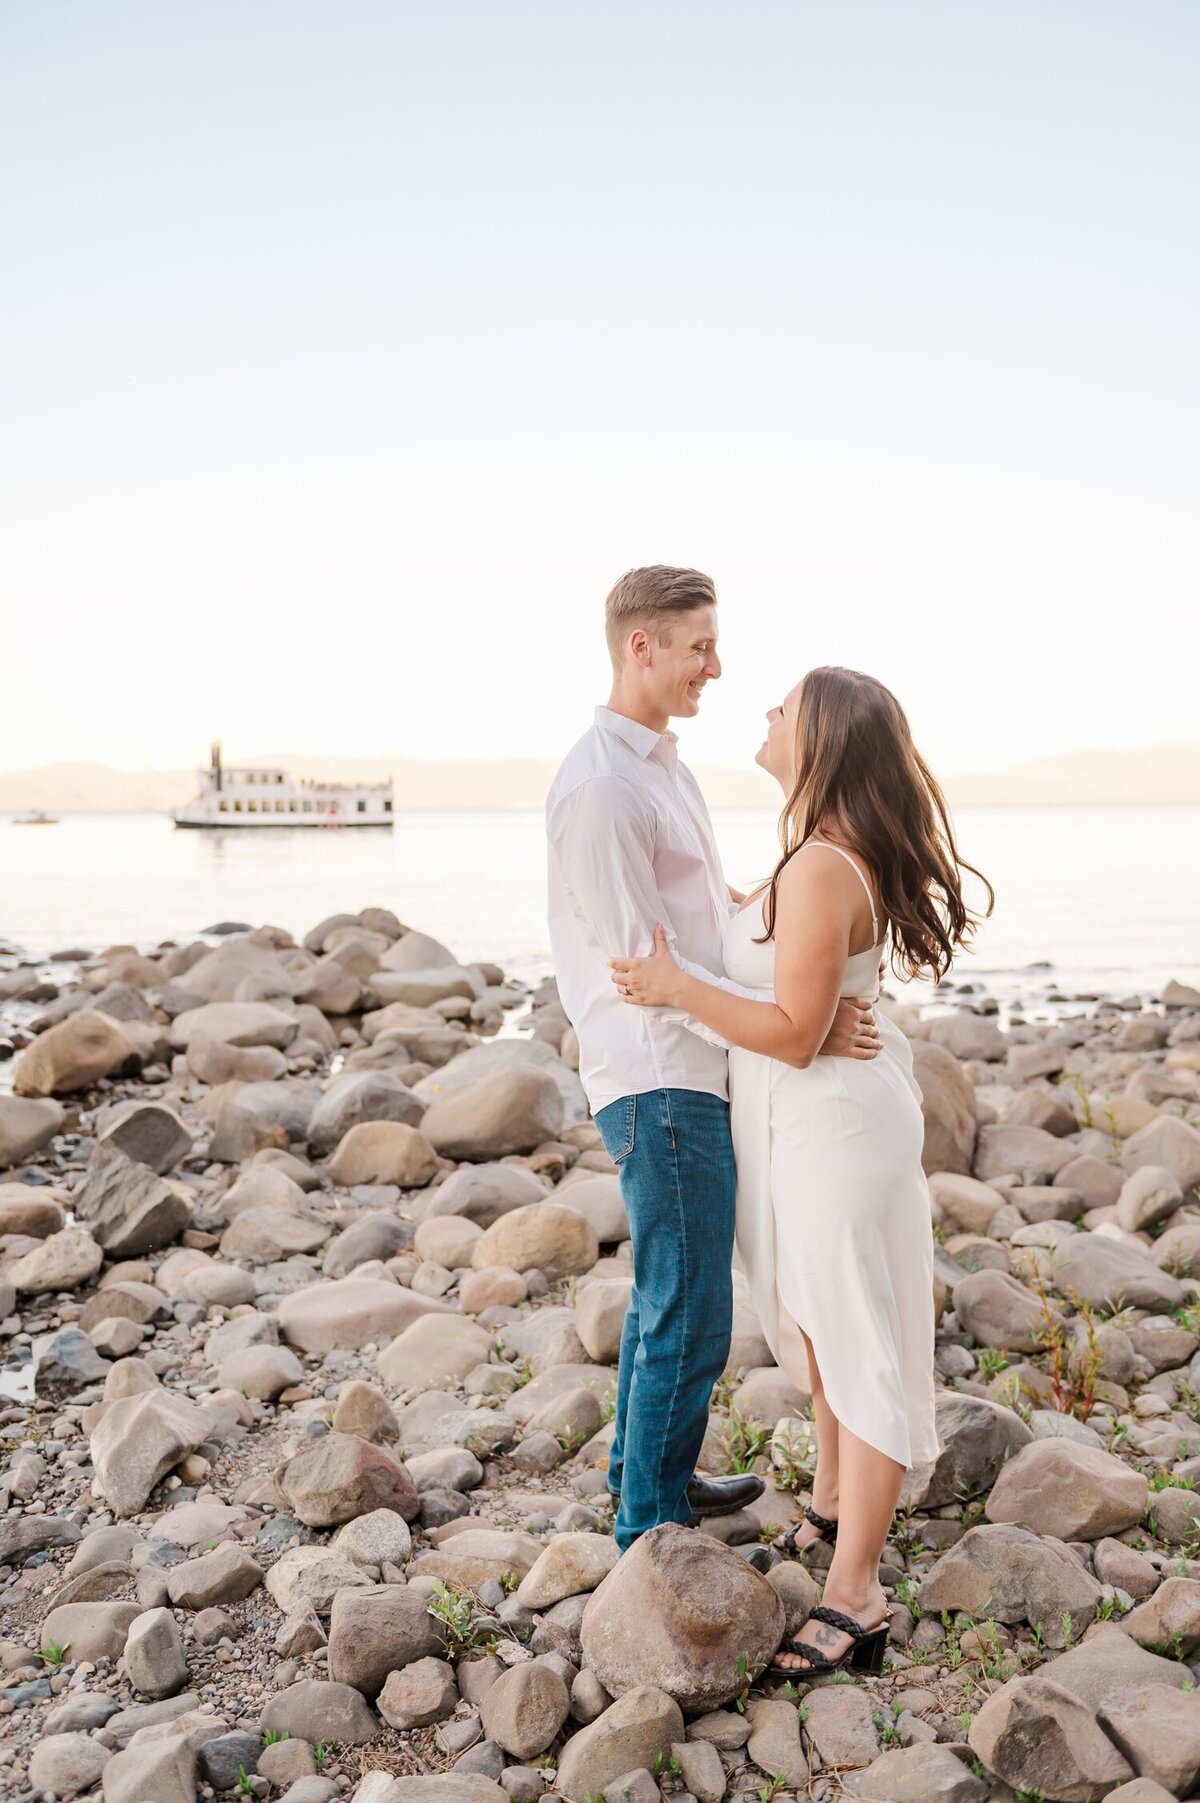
[610,666,991,1677]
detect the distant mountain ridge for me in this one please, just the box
[0,744,1197,812]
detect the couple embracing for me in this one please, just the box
[546,565,988,1679]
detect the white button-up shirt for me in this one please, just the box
[547,706,754,1115]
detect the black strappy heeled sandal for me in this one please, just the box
[766,1604,891,1681]
[771,1504,838,1559]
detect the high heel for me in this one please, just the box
[765,1604,891,1680]
[771,1504,838,1558]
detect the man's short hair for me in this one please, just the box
[604,566,718,667]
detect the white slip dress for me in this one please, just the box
[725,842,941,1471]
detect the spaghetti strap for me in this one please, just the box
[801,839,880,943]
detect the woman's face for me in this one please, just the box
[756,681,803,785]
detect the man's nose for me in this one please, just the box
[706,651,722,679]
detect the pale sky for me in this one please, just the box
[2,2,1196,780]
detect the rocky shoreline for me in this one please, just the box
[1,911,1199,1803]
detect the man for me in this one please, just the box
[546,566,881,1553]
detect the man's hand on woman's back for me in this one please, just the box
[820,997,882,1059]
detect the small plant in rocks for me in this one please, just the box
[974,1346,1010,1382]
[314,1741,335,1772]
[263,1728,290,1746]
[427,1579,496,1657]
[720,1409,771,1475]
[38,1639,66,1668]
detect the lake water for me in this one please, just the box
[2,808,1198,1010]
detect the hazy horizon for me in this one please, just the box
[4,3,1196,778]
[3,738,1199,812]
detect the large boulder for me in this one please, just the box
[259,1679,378,1746]
[407,1527,542,1590]
[974,1124,1075,1184]
[928,1014,1007,1061]
[278,1277,452,1354]
[13,1009,134,1096]
[40,1601,142,1663]
[555,1174,629,1243]
[856,1743,987,1803]
[0,1095,64,1166]
[96,1101,194,1172]
[919,1523,1104,1647]
[71,1142,192,1257]
[9,1224,103,1294]
[323,1213,415,1277]
[985,1439,1149,1540]
[208,1079,317,1161]
[575,1277,634,1363]
[1040,1233,1188,1312]
[471,1202,599,1281]
[928,1171,1008,1235]
[555,1687,685,1803]
[1122,1114,1200,1195]
[1099,1684,1200,1799]
[274,1432,419,1526]
[34,1327,111,1400]
[292,953,364,1015]
[902,1392,1032,1509]
[377,1315,493,1388]
[307,1071,425,1156]
[910,1041,976,1175]
[91,1389,216,1516]
[0,1181,66,1236]
[517,1533,620,1608]
[1121,1576,1200,1657]
[952,1268,1058,1352]
[416,1161,547,1227]
[969,1672,1134,1799]
[480,1662,571,1759]
[413,1037,587,1125]
[218,1203,329,1260]
[421,1064,565,1161]
[580,1524,784,1711]
[100,1713,215,1803]
[326,1120,439,1188]
[327,1584,447,1697]
[170,1000,300,1049]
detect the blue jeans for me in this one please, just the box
[593,1088,736,1553]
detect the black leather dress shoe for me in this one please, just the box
[685,1473,766,1518]
[608,1472,766,1523]
[735,1542,775,1573]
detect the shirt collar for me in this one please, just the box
[594,705,677,761]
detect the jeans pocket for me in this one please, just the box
[595,1094,637,1165]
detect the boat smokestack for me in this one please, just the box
[210,741,223,792]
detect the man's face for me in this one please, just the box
[647,604,721,718]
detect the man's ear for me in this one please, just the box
[628,627,652,668]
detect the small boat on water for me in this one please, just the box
[172,744,394,829]
[11,810,59,826]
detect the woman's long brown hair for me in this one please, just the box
[758,666,993,982]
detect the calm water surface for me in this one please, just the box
[2,807,1197,1006]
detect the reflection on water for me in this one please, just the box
[2,807,1198,1001]
[0,1349,34,1404]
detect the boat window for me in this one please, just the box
[357,800,366,814]
[234,800,242,812]
[383,800,393,813]
[219,800,229,812]
[247,800,257,812]
[303,799,313,813]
